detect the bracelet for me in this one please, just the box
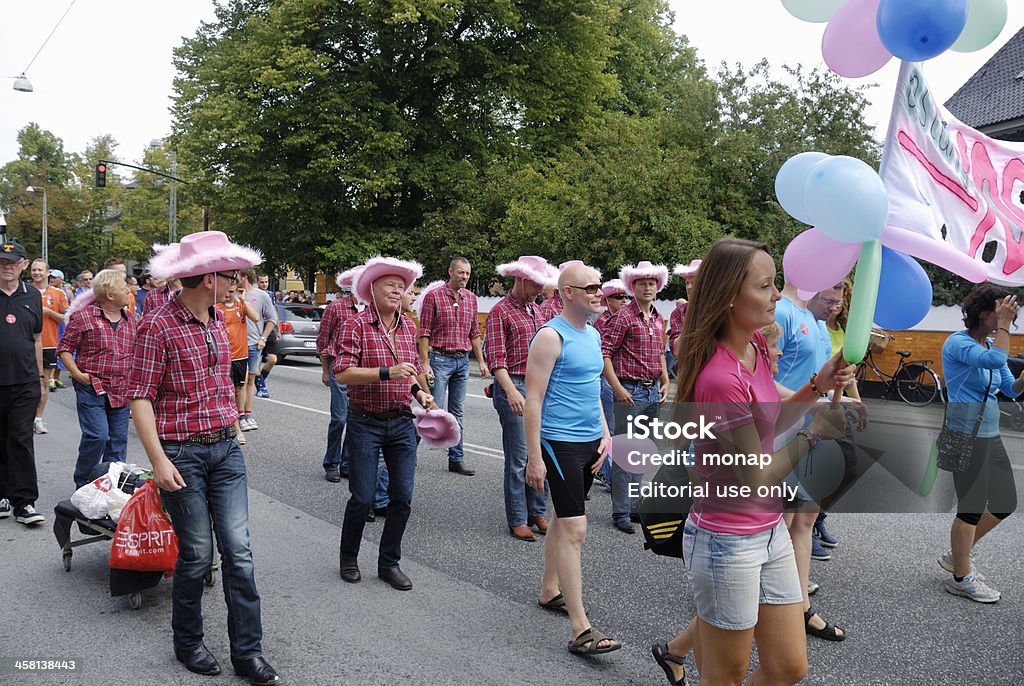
[410,383,422,398]
[378,366,390,381]
[796,428,821,448]
[809,373,828,398]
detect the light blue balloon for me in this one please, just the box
[874,247,932,329]
[775,152,830,225]
[802,156,888,243]
[877,0,969,61]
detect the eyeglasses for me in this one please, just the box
[569,284,602,295]
[609,294,631,301]
[216,271,240,285]
[820,298,843,308]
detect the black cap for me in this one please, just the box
[0,239,27,262]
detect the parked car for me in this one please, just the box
[274,303,322,361]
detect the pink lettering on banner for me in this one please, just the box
[897,130,978,211]
[965,138,1024,276]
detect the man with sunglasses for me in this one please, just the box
[128,232,281,685]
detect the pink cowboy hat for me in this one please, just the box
[673,259,702,279]
[495,255,558,288]
[558,260,602,280]
[148,231,262,281]
[619,261,668,295]
[413,406,462,449]
[599,278,627,306]
[336,266,362,290]
[412,280,446,320]
[352,256,423,306]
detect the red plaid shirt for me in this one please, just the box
[601,300,665,381]
[668,301,688,349]
[142,283,176,317]
[594,309,612,336]
[57,304,137,408]
[418,285,480,352]
[537,294,563,323]
[332,309,423,413]
[127,296,238,440]
[317,294,360,358]
[483,292,540,376]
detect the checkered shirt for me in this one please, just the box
[318,294,360,358]
[142,283,176,317]
[594,309,612,336]
[483,293,540,376]
[57,304,137,408]
[127,296,238,440]
[418,285,480,352]
[601,300,665,381]
[668,301,688,350]
[537,295,563,324]
[332,309,423,413]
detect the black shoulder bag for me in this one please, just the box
[935,370,992,473]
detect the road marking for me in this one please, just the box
[259,397,330,415]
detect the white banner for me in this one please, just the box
[881,61,1024,285]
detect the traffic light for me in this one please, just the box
[96,162,107,188]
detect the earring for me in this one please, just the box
[730,303,734,308]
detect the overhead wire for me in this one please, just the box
[21,0,79,74]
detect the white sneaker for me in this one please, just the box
[247,416,259,431]
[239,416,253,431]
[33,418,48,434]
[938,550,984,580]
[945,572,1000,603]
[0,498,11,518]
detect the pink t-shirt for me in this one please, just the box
[690,331,782,534]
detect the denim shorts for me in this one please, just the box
[246,345,262,375]
[682,517,802,631]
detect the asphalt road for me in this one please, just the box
[4,355,1023,685]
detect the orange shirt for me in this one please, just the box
[128,291,136,318]
[40,286,69,348]
[216,300,248,361]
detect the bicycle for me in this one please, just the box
[855,331,942,407]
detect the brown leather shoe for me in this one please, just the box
[509,524,536,542]
[527,515,549,535]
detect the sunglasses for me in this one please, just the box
[216,271,240,285]
[608,294,631,301]
[204,327,220,370]
[569,284,602,295]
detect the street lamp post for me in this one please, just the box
[149,140,177,243]
[25,185,47,262]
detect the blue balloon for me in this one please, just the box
[877,0,969,61]
[776,152,830,224]
[802,156,888,243]
[874,247,932,329]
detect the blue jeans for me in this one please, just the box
[493,375,546,526]
[159,438,263,658]
[323,375,351,470]
[612,380,661,523]
[340,410,417,567]
[73,382,129,488]
[429,351,468,463]
[598,378,614,484]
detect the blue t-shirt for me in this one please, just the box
[535,316,604,442]
[942,331,1019,437]
[774,296,831,392]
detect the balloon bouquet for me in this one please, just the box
[776,0,1007,365]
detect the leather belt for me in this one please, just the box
[432,349,468,358]
[185,425,238,445]
[622,378,658,388]
[351,405,414,420]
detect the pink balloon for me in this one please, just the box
[797,288,818,301]
[783,228,860,291]
[880,225,987,282]
[822,0,893,78]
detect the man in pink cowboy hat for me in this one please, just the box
[317,266,363,482]
[484,255,557,541]
[668,259,701,360]
[126,231,281,685]
[602,260,669,534]
[594,278,630,490]
[416,256,488,477]
[335,256,437,591]
[537,261,576,323]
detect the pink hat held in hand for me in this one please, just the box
[413,406,462,449]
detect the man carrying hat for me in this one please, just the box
[484,255,557,542]
[0,238,46,525]
[335,256,437,591]
[417,257,488,477]
[602,261,670,534]
[127,231,281,685]
[318,267,363,482]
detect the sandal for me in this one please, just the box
[651,643,688,686]
[538,592,567,614]
[568,627,622,655]
[804,607,846,642]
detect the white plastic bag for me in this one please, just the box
[70,463,127,520]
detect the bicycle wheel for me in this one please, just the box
[896,364,940,406]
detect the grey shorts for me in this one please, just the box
[683,518,802,631]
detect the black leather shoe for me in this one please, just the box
[378,565,413,591]
[615,520,636,534]
[373,506,388,518]
[448,461,475,476]
[231,655,281,685]
[340,556,361,583]
[365,511,376,522]
[324,465,341,482]
[629,512,642,524]
[174,643,222,676]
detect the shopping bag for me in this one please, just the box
[109,481,179,573]
[71,462,127,520]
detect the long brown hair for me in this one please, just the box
[674,237,772,402]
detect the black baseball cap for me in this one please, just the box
[0,239,27,262]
